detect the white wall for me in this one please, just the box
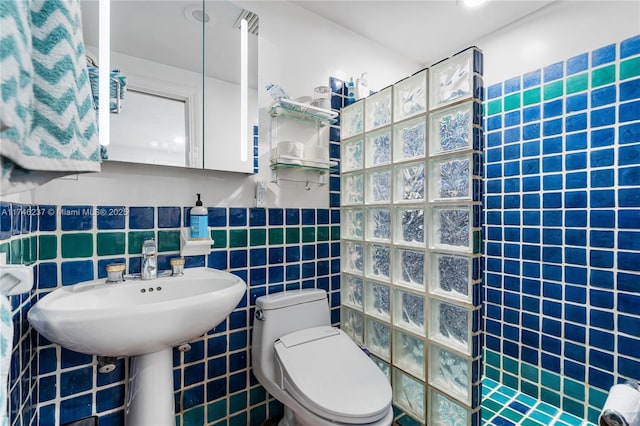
[16,1,636,208]
[475,1,640,86]
[17,1,419,209]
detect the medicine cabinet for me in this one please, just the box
[81,0,258,172]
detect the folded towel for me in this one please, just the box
[0,0,101,195]
[87,66,128,113]
[0,295,12,426]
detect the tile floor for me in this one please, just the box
[481,378,594,426]
[392,377,595,426]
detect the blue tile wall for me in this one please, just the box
[483,34,640,424]
[2,202,340,425]
[1,203,38,426]
[253,125,260,174]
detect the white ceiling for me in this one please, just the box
[291,0,556,66]
[80,0,554,86]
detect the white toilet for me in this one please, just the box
[252,289,393,426]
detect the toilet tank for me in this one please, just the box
[252,289,331,385]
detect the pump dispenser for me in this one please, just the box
[190,194,208,240]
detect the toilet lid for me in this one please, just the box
[274,326,392,424]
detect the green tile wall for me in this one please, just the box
[128,231,155,254]
[229,229,247,247]
[158,230,180,252]
[38,234,56,260]
[249,229,266,246]
[61,233,93,258]
[96,232,125,256]
[268,228,283,245]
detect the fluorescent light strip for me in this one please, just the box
[98,0,110,146]
[240,18,248,162]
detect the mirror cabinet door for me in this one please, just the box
[202,1,258,173]
[81,0,258,172]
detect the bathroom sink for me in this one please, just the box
[28,267,246,356]
[28,266,246,425]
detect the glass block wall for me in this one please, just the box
[339,47,484,424]
[483,34,640,424]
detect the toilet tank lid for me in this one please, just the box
[256,289,327,310]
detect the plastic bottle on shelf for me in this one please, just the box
[355,72,369,100]
[346,78,356,102]
[265,83,290,101]
[189,193,208,240]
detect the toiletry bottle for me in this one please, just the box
[355,72,369,100]
[265,83,290,101]
[347,78,356,102]
[190,194,208,240]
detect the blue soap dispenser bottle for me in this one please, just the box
[190,193,208,240]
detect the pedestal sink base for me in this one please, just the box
[126,349,175,426]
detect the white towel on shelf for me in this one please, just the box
[0,295,12,426]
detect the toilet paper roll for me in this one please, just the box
[600,383,640,426]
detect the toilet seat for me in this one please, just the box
[274,326,392,424]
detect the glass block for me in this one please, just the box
[341,306,363,346]
[394,248,425,289]
[365,317,391,361]
[429,344,471,405]
[364,281,391,322]
[341,137,364,172]
[429,155,472,202]
[341,101,364,139]
[394,207,425,246]
[393,368,425,422]
[341,172,363,206]
[429,299,471,355]
[342,242,363,275]
[393,289,426,335]
[341,208,363,240]
[341,274,363,310]
[393,329,425,380]
[393,116,426,163]
[365,86,392,131]
[394,162,425,203]
[429,253,472,303]
[371,356,391,382]
[365,167,392,204]
[428,388,471,426]
[365,244,390,282]
[429,102,474,156]
[365,207,391,242]
[430,206,473,253]
[429,49,474,110]
[394,69,427,122]
[365,128,392,167]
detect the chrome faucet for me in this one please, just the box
[141,238,157,280]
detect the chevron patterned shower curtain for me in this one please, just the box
[0,0,101,195]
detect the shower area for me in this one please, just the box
[339,47,484,425]
[338,33,640,426]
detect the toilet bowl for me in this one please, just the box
[252,289,393,426]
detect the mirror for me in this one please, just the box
[81,0,258,172]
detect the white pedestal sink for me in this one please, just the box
[28,267,246,425]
